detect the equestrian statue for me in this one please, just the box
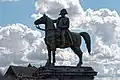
[34,9,91,67]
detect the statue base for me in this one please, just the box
[33,66,97,80]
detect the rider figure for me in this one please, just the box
[52,9,73,47]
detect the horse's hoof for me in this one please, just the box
[76,64,81,68]
[45,63,55,68]
[45,61,51,66]
[76,62,83,67]
[45,63,49,67]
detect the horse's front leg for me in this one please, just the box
[45,48,51,67]
[52,50,56,66]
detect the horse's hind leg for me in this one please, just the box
[71,47,83,67]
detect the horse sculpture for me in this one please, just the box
[34,14,91,67]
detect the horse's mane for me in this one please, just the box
[44,14,55,28]
[44,14,52,22]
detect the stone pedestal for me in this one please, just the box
[33,66,97,80]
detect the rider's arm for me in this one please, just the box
[52,17,61,23]
[60,18,70,29]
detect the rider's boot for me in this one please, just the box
[61,32,65,47]
[61,38,65,47]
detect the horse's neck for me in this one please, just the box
[45,17,56,39]
[45,17,55,30]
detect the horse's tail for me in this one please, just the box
[79,32,91,54]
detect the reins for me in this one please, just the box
[36,25,56,31]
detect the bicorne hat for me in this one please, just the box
[59,9,68,15]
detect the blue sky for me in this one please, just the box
[81,0,120,12]
[0,0,120,27]
[0,0,35,26]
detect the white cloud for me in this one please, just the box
[78,8,120,80]
[0,23,44,73]
[79,8,120,79]
[31,0,86,27]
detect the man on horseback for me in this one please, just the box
[34,9,91,67]
[52,9,73,47]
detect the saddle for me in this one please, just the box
[45,31,77,48]
[55,31,76,47]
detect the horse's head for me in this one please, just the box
[34,14,55,30]
[34,14,47,25]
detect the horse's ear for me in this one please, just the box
[43,13,46,17]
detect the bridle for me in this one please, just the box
[35,15,56,31]
[36,25,45,31]
[36,25,56,31]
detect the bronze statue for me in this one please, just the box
[52,9,73,47]
[34,9,91,67]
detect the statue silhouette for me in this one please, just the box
[34,10,91,67]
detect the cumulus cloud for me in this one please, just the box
[0,23,45,73]
[31,0,85,27]
[81,9,120,79]
[31,0,120,79]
